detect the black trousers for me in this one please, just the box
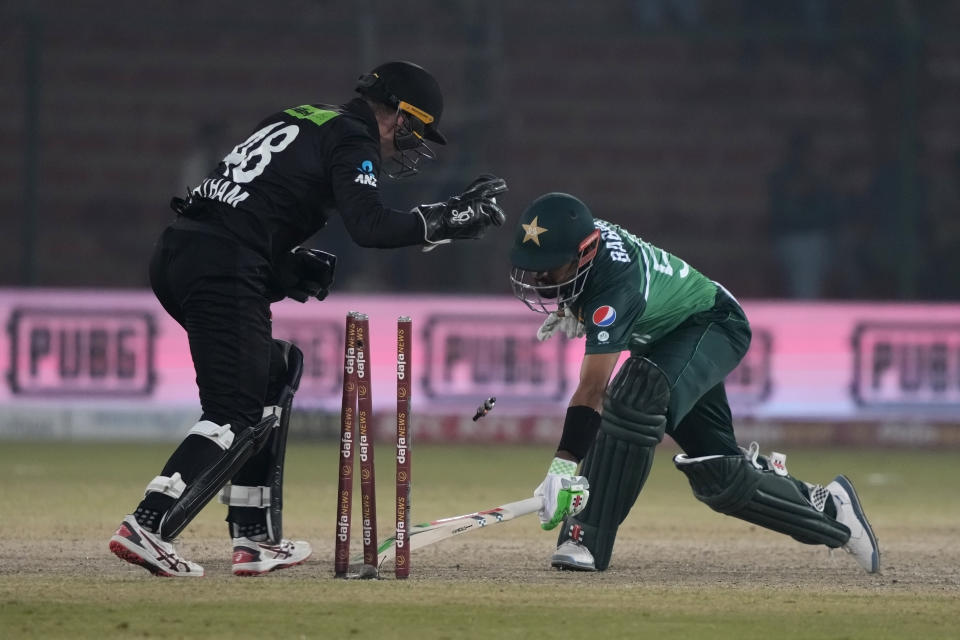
[150,225,274,430]
[634,290,752,458]
[141,224,289,534]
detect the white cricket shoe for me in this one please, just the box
[828,475,880,573]
[551,540,596,571]
[109,515,204,577]
[232,537,312,576]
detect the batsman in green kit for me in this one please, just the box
[509,192,881,573]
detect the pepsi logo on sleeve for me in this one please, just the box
[592,305,616,327]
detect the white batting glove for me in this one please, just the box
[536,311,585,341]
[533,457,590,531]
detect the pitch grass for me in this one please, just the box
[2,579,957,639]
[1,441,959,639]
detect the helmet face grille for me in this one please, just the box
[509,237,599,314]
[384,142,435,179]
[384,105,436,179]
[510,267,579,313]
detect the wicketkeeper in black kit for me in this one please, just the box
[510,192,880,573]
[109,61,507,577]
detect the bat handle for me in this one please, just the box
[471,396,496,421]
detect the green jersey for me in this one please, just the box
[572,219,719,354]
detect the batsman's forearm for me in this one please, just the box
[569,385,605,412]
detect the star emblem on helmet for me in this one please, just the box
[521,216,548,246]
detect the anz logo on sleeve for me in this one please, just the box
[354,160,378,187]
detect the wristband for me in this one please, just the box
[557,405,601,462]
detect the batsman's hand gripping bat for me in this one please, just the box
[354,496,543,568]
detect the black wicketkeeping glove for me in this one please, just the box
[414,173,508,251]
[272,248,337,303]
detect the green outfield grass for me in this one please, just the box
[1,441,958,639]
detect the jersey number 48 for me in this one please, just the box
[221,122,300,184]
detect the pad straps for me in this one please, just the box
[188,420,235,450]
[144,472,186,499]
[219,484,271,508]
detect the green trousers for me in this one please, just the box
[632,290,751,457]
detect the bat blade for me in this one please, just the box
[354,496,542,568]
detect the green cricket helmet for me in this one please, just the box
[509,192,601,314]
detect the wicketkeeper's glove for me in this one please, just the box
[271,247,337,303]
[534,457,590,531]
[414,173,508,251]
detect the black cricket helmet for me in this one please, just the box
[509,192,601,314]
[356,60,445,178]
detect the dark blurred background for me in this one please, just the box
[3,0,959,300]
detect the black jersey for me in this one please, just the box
[186,98,423,264]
